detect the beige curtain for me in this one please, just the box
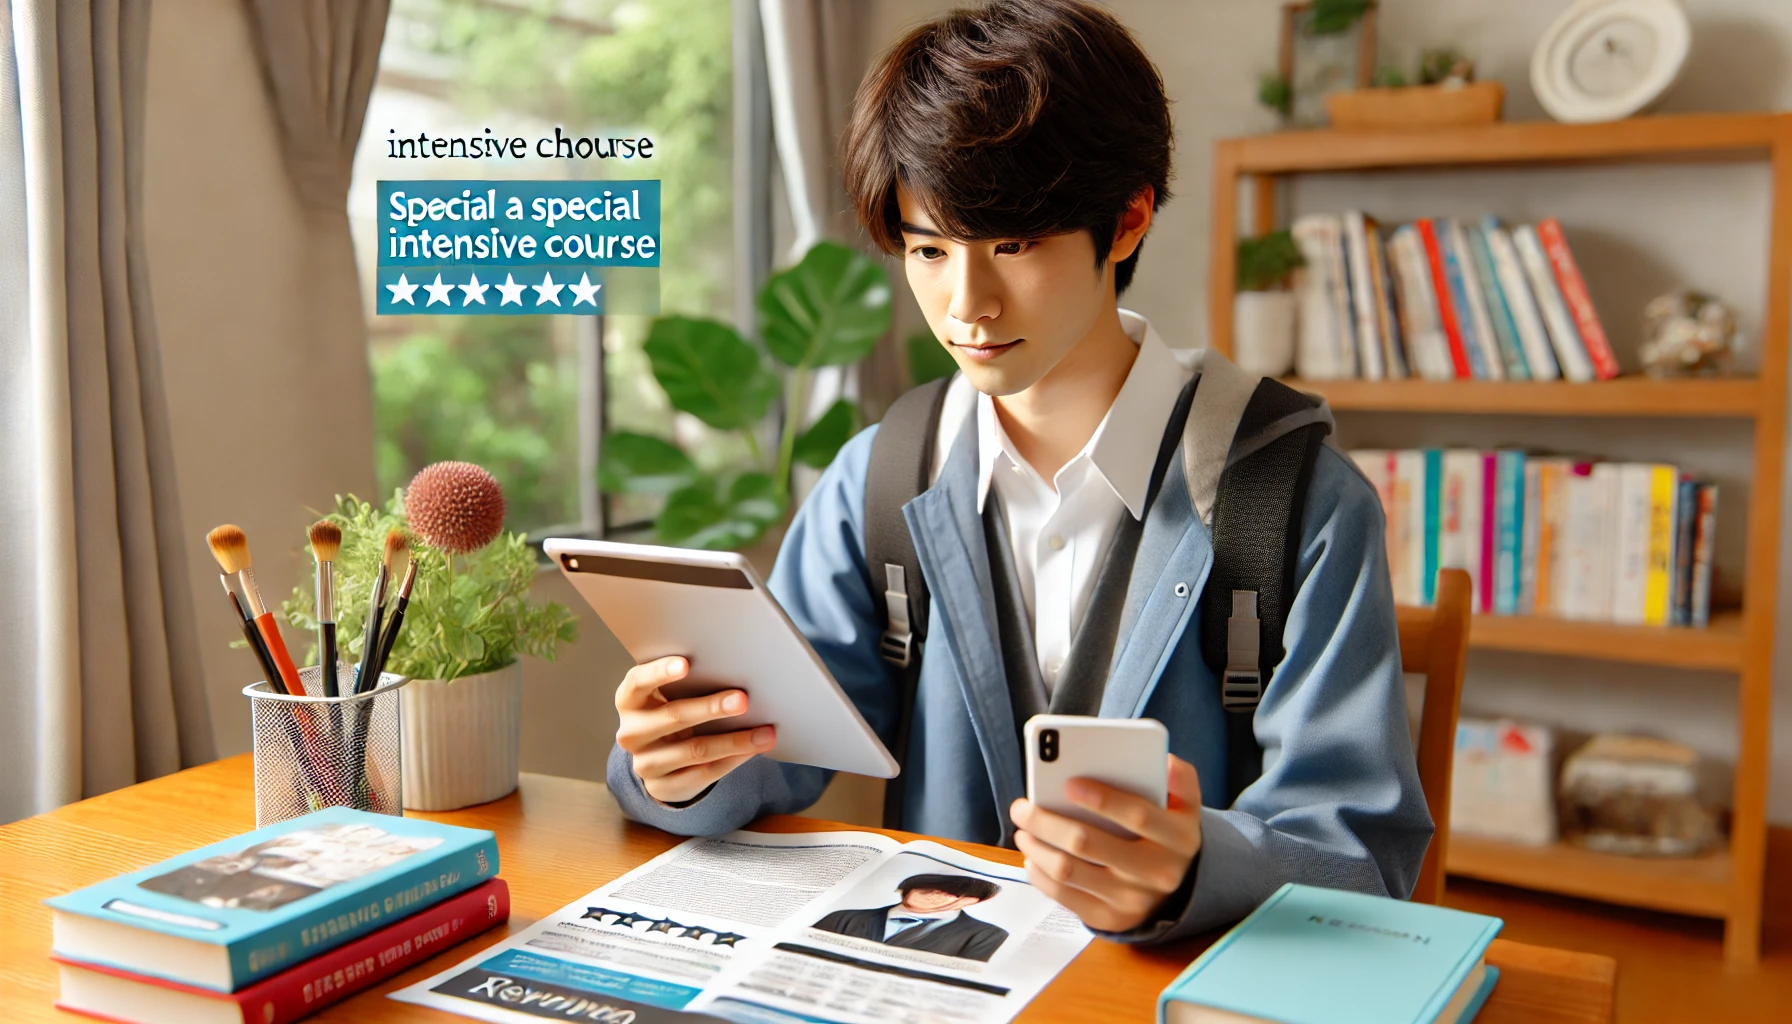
[0,0,216,824]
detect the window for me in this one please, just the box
[349,0,739,538]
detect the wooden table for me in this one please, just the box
[0,756,1617,1022]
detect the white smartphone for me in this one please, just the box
[1023,714,1169,838]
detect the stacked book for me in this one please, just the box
[1349,449,1718,627]
[48,807,508,1024]
[1293,213,1619,383]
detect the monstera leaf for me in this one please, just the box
[597,431,701,495]
[759,241,893,368]
[791,400,858,469]
[644,316,780,430]
[656,472,787,550]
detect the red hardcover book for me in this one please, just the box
[55,878,510,1024]
[1416,219,1472,379]
[1536,218,1619,380]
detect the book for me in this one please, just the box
[1671,476,1699,626]
[1423,449,1443,604]
[1440,450,1485,608]
[1493,450,1526,615]
[1389,226,1454,381]
[1532,458,1570,616]
[1442,219,1504,381]
[48,807,499,993]
[1335,213,1362,378]
[1417,219,1472,379]
[1345,211,1386,380]
[1157,883,1502,1024]
[1512,225,1595,383]
[1482,218,1561,381]
[1586,463,1622,620]
[1292,215,1352,381]
[1518,459,1543,614]
[54,879,510,1024]
[1478,453,1498,613]
[1399,450,1429,605]
[1536,218,1620,380]
[1644,465,1681,626]
[1368,219,1410,378]
[1466,224,1531,380]
[1691,483,1719,627]
[1557,463,1598,620]
[1613,464,1654,625]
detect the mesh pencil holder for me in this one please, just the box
[243,664,410,827]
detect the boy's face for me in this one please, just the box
[898,185,1146,397]
[899,887,983,914]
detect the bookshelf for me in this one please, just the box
[1212,111,1790,966]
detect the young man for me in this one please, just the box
[607,0,1430,944]
[813,874,1008,962]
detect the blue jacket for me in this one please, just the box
[608,346,1433,944]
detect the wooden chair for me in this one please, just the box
[1396,567,1473,906]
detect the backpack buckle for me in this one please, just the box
[881,564,915,669]
[1223,670,1262,711]
[1224,590,1263,712]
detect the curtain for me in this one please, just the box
[0,0,216,824]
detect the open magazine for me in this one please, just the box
[392,829,1094,1024]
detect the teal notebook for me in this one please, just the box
[1157,884,1502,1024]
[47,806,498,993]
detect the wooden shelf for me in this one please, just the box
[1466,610,1744,672]
[1282,376,1761,419]
[1225,111,1783,175]
[1448,835,1732,919]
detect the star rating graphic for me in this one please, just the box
[578,906,745,947]
[382,269,609,312]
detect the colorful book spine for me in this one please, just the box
[1519,459,1543,614]
[1513,225,1595,383]
[1691,484,1718,627]
[1368,219,1409,378]
[1396,451,1425,605]
[1440,450,1484,605]
[1424,449,1443,604]
[1467,224,1531,379]
[1536,217,1620,380]
[1440,221,1497,380]
[1417,219,1472,379]
[1533,459,1567,616]
[1613,464,1654,625]
[1483,218,1561,381]
[1671,476,1699,626]
[1344,211,1386,380]
[1479,453,1498,613]
[1390,226,1451,381]
[1494,450,1525,615]
[55,879,511,1024]
[1644,466,1680,626]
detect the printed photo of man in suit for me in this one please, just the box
[812,873,1009,962]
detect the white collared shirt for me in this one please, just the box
[976,311,1187,694]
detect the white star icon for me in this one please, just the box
[423,273,456,306]
[459,273,489,305]
[532,272,563,306]
[386,274,418,305]
[569,272,603,307]
[495,273,527,306]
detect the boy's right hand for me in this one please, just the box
[616,656,777,805]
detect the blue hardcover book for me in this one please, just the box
[48,807,498,993]
[1157,883,1502,1024]
[1424,448,1443,605]
[1436,224,1491,379]
[1494,450,1526,615]
[1465,226,1531,380]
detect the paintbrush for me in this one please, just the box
[371,558,418,683]
[309,521,343,698]
[208,525,305,697]
[355,530,409,694]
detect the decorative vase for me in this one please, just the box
[399,660,523,811]
[1233,290,1298,378]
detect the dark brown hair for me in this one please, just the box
[840,0,1173,295]
[898,872,1001,902]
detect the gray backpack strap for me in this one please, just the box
[864,376,951,829]
[1200,378,1331,805]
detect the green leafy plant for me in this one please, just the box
[280,494,577,682]
[1371,66,1409,89]
[599,240,892,548]
[1237,230,1306,292]
[1258,73,1293,118]
[1418,48,1475,85]
[907,329,959,387]
[1309,0,1373,35]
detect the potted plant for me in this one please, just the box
[598,240,892,549]
[283,463,577,811]
[1329,48,1505,130]
[1234,230,1306,378]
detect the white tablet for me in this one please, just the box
[543,538,899,779]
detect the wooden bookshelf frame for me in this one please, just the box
[1212,112,1790,966]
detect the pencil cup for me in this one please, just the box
[243,664,410,827]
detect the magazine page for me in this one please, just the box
[701,837,1092,1024]
[391,830,1093,1024]
[391,830,903,1023]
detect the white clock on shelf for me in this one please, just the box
[1532,0,1691,123]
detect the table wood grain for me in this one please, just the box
[0,756,1617,1022]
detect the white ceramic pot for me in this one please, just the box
[1233,290,1298,378]
[399,660,523,811]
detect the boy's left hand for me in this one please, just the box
[1009,754,1203,933]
